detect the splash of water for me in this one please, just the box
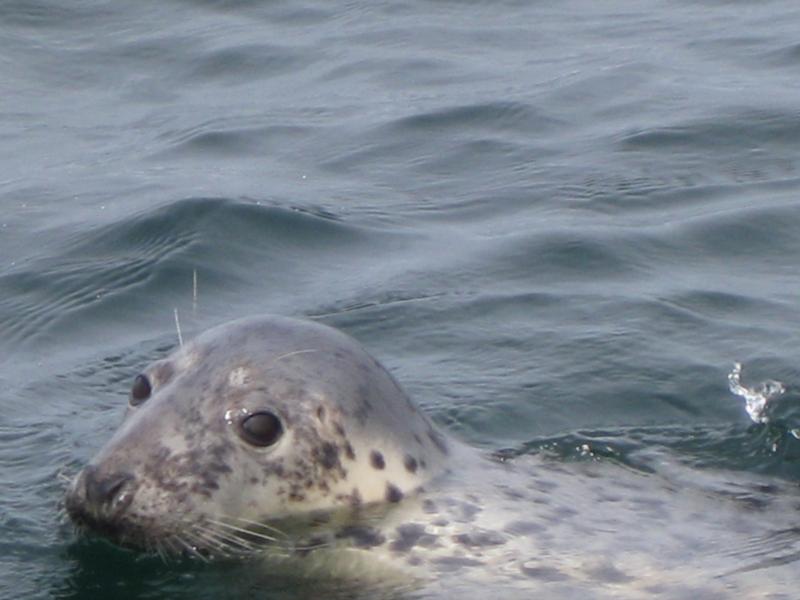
[727,362,786,425]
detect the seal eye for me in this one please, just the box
[130,374,151,406]
[240,411,283,447]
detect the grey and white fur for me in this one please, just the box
[65,315,800,599]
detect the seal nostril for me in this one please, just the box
[84,466,135,512]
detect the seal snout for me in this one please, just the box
[67,465,137,529]
[83,466,136,514]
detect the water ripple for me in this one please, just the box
[386,101,562,135]
[185,42,310,84]
[620,109,800,151]
[155,119,311,158]
[0,198,365,348]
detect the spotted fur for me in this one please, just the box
[65,315,800,599]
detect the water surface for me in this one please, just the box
[3,0,800,598]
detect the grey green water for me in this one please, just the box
[3,0,800,598]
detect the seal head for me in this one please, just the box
[65,315,449,556]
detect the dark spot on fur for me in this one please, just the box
[144,440,233,500]
[422,499,437,514]
[390,523,438,553]
[413,434,422,445]
[502,487,526,500]
[520,563,569,582]
[452,529,506,548]
[755,483,779,495]
[390,523,424,552]
[344,442,355,461]
[334,487,362,508]
[404,455,418,473]
[547,505,578,523]
[333,422,345,437]
[587,563,633,584]
[386,483,403,503]
[265,460,285,478]
[504,520,544,535]
[314,442,340,470]
[336,525,386,548]
[643,584,671,595]
[433,556,483,572]
[316,406,325,421]
[354,384,374,423]
[530,478,559,493]
[597,492,622,503]
[370,450,385,470]
[445,499,481,522]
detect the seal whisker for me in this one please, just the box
[207,518,282,544]
[55,505,69,525]
[175,534,210,562]
[144,536,161,561]
[218,515,290,540]
[56,470,74,486]
[198,525,259,556]
[201,520,305,560]
[186,529,232,559]
[159,536,180,563]
[206,519,279,553]
[154,540,169,563]
[210,534,268,555]
[188,518,253,554]
[294,539,331,553]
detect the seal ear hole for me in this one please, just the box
[240,411,283,447]
[130,374,152,406]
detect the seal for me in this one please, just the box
[65,315,800,599]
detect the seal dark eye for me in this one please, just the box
[130,374,151,406]
[240,411,283,447]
